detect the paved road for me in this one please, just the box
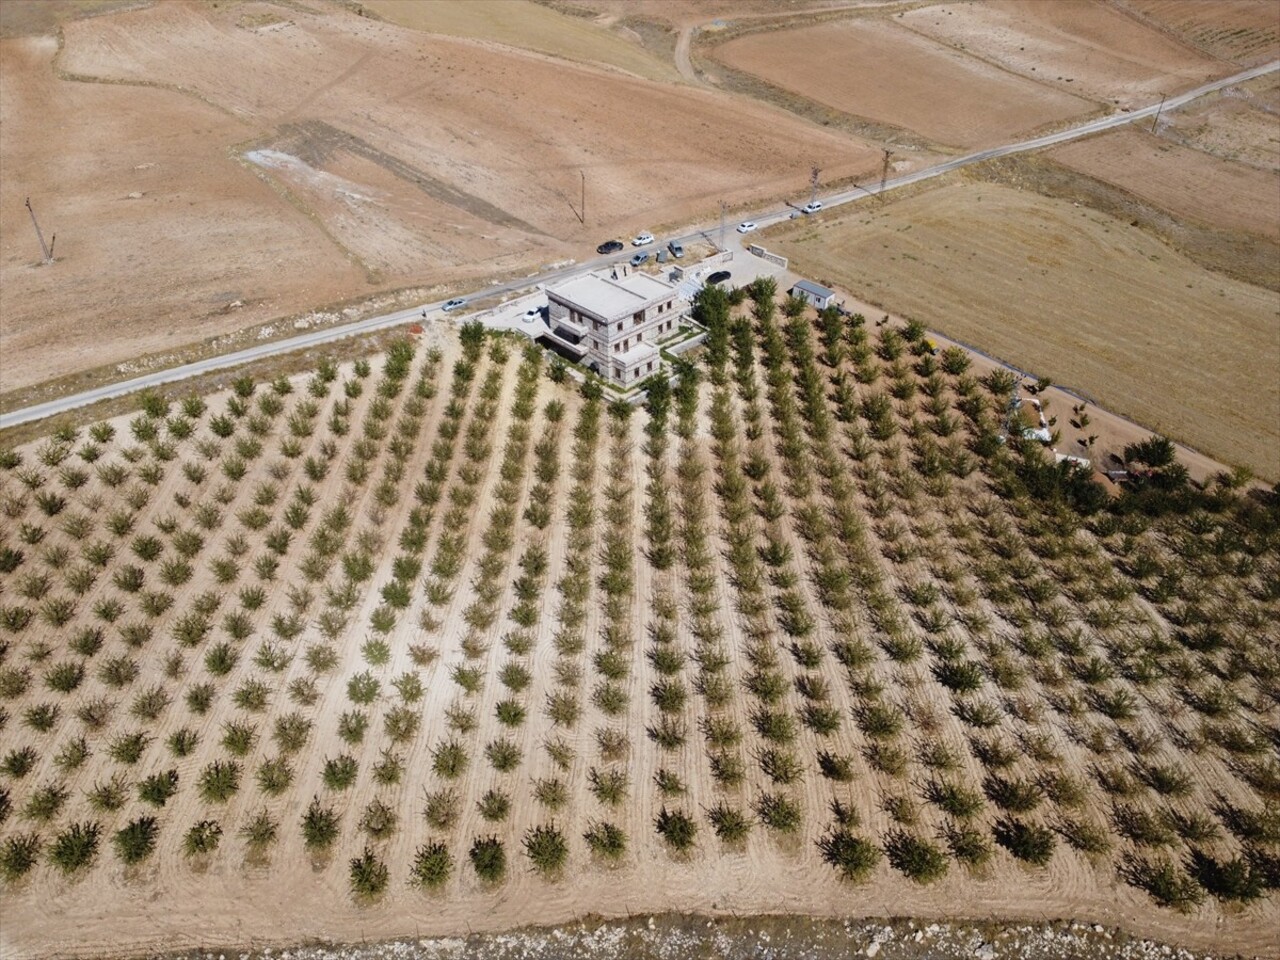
[2,59,1275,430]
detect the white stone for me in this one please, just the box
[975,944,997,960]
[865,942,880,958]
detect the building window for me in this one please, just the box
[633,311,643,325]
[616,322,623,332]
[647,361,653,372]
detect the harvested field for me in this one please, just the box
[711,17,1096,149]
[360,0,681,83]
[1,304,1277,960]
[768,181,1280,476]
[1,0,880,394]
[1049,127,1280,239]
[899,0,1224,108]
[1116,0,1280,64]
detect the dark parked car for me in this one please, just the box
[706,270,731,285]
[597,240,624,255]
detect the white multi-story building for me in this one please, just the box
[544,268,685,385]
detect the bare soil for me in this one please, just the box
[898,0,1224,109]
[0,33,364,394]
[768,179,1280,477]
[710,16,1097,149]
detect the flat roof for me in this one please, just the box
[792,279,835,299]
[549,270,675,321]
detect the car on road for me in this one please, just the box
[667,240,683,258]
[736,221,757,234]
[630,251,651,267]
[596,240,624,255]
[632,232,654,246]
[706,270,731,285]
[802,201,823,214]
[441,298,466,312]
[520,307,543,323]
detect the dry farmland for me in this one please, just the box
[710,17,1096,149]
[768,181,1280,478]
[1049,128,1280,240]
[1116,0,1280,64]
[0,298,1278,958]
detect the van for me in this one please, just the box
[667,240,683,259]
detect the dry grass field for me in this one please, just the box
[0,0,879,394]
[0,301,1277,958]
[768,181,1280,477]
[360,0,681,83]
[899,0,1224,108]
[1049,127,1280,239]
[1159,73,1280,170]
[710,17,1095,149]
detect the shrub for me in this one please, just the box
[707,802,753,843]
[183,819,222,857]
[198,760,241,803]
[523,823,568,876]
[477,789,511,823]
[1120,852,1205,910]
[993,816,1056,866]
[469,836,506,883]
[48,821,101,874]
[240,809,279,854]
[410,841,453,889]
[1186,849,1268,903]
[654,806,697,852]
[347,672,380,704]
[114,816,158,865]
[432,740,468,780]
[349,846,389,899]
[302,797,340,852]
[883,829,948,884]
[23,782,68,822]
[817,827,880,882]
[322,754,359,791]
[0,832,42,881]
[138,769,179,807]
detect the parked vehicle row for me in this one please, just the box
[599,233,684,266]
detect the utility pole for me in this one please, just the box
[25,198,54,265]
[719,200,726,251]
[879,149,894,202]
[580,170,586,226]
[1150,93,1167,134]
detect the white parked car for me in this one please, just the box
[632,232,654,246]
[736,221,757,234]
[520,307,541,323]
[803,201,823,214]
